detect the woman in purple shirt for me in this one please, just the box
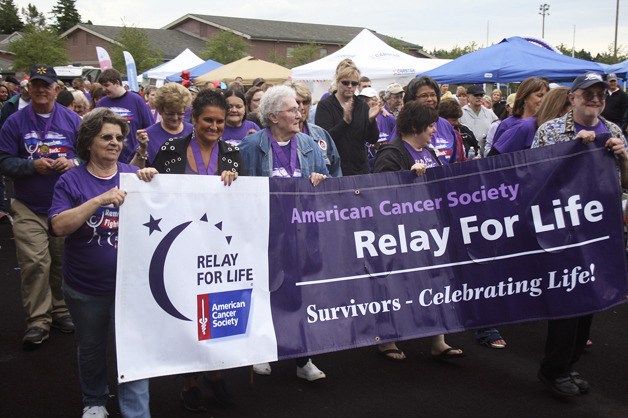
[49,108,150,418]
[222,89,260,146]
[373,102,465,361]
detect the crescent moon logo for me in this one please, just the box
[149,221,193,321]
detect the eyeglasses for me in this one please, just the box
[164,111,185,118]
[340,80,359,87]
[472,93,484,97]
[417,92,438,100]
[99,134,125,142]
[296,99,311,106]
[574,90,606,101]
[278,108,300,115]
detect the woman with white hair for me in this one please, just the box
[238,85,328,381]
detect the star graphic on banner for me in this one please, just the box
[143,215,162,236]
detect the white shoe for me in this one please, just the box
[82,405,108,418]
[296,359,326,381]
[252,362,272,375]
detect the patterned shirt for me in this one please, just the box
[532,110,625,148]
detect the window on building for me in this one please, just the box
[319,48,328,58]
[286,47,294,58]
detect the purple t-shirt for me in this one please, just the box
[376,112,397,143]
[390,117,457,164]
[49,163,137,295]
[0,103,80,214]
[493,117,537,153]
[271,140,302,178]
[96,92,154,163]
[222,120,260,146]
[491,116,522,145]
[574,120,609,136]
[145,121,193,165]
[402,141,441,168]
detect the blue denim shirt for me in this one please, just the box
[238,129,330,178]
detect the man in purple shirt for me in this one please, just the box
[96,68,153,163]
[0,65,81,349]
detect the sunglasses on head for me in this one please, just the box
[340,80,359,87]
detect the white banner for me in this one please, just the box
[116,174,276,382]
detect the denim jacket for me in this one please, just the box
[304,122,342,177]
[238,129,330,178]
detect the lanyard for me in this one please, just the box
[190,133,219,175]
[268,129,298,177]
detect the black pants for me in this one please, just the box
[540,314,593,379]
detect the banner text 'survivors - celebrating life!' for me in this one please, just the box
[116,139,628,382]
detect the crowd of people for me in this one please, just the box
[0,61,627,417]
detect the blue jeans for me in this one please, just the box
[63,283,150,417]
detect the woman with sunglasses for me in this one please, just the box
[49,108,152,418]
[143,83,194,166]
[314,60,379,175]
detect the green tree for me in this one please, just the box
[555,43,593,61]
[386,38,410,54]
[7,26,69,70]
[431,42,479,59]
[200,31,249,64]
[110,26,163,74]
[288,42,322,67]
[50,0,81,33]
[21,3,46,30]
[267,50,288,67]
[593,43,627,64]
[0,0,24,33]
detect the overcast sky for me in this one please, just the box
[19,0,626,56]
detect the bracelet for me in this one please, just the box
[135,152,148,161]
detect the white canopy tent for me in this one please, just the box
[142,48,204,82]
[291,29,450,100]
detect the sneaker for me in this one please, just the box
[252,362,272,375]
[569,371,590,394]
[22,327,49,350]
[537,371,579,397]
[82,405,108,417]
[52,315,75,333]
[180,386,207,412]
[296,359,326,381]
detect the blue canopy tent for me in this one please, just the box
[165,59,223,83]
[607,59,628,80]
[420,37,609,83]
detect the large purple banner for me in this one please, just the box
[268,140,628,359]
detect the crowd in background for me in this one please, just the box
[0,61,627,417]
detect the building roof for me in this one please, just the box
[61,25,206,60]
[165,14,427,55]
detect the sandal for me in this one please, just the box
[432,347,465,360]
[476,328,506,349]
[377,348,407,362]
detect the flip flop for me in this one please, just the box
[377,348,406,362]
[432,347,465,360]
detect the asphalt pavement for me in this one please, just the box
[1,220,627,418]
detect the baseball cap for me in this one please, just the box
[571,72,607,92]
[29,65,58,85]
[252,77,266,87]
[358,87,378,98]
[467,85,485,96]
[607,73,618,82]
[4,75,19,85]
[386,83,403,95]
[188,85,200,93]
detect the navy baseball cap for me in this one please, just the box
[29,65,58,85]
[570,72,607,92]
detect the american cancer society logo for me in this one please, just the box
[197,289,252,340]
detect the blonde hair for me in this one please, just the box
[153,83,192,113]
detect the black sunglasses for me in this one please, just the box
[340,80,359,87]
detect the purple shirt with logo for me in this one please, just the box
[222,120,260,146]
[0,103,80,213]
[402,141,441,168]
[49,163,137,295]
[492,117,537,153]
[96,92,154,163]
